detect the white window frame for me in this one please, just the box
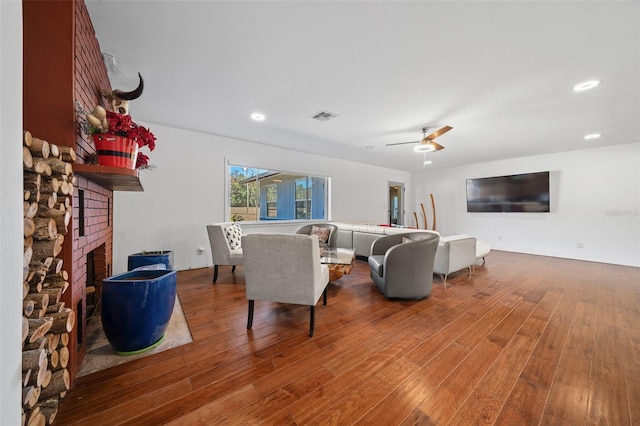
[224,157,331,223]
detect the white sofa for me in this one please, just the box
[433,235,477,287]
[432,234,491,287]
[476,240,491,264]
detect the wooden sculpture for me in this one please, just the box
[430,193,437,231]
[414,194,437,231]
[420,203,428,230]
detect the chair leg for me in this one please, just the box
[468,266,472,275]
[212,265,219,283]
[439,273,448,289]
[309,305,315,337]
[232,265,236,273]
[247,300,254,330]
[323,287,327,305]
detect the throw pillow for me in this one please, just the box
[225,224,243,249]
[310,226,330,243]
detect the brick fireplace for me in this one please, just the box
[23,0,139,382]
[67,177,113,372]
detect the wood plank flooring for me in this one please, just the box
[55,250,640,425]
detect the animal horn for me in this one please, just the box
[113,73,144,100]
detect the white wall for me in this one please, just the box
[113,123,411,272]
[0,1,24,423]
[412,142,640,267]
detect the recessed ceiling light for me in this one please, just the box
[250,113,265,121]
[364,145,375,150]
[573,80,601,92]
[584,133,601,140]
[414,144,436,153]
[423,160,432,165]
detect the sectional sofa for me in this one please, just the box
[331,223,488,257]
[330,223,439,257]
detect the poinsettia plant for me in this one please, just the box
[86,105,156,169]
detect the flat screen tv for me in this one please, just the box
[466,171,550,213]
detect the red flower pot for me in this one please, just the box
[92,134,139,169]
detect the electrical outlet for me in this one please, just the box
[196,247,205,255]
[577,242,584,249]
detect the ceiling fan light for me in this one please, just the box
[573,80,601,92]
[414,144,435,153]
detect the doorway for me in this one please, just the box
[388,182,404,226]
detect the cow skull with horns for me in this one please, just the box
[101,72,144,115]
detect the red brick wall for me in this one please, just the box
[74,0,112,163]
[67,0,114,380]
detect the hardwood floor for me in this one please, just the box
[56,250,640,425]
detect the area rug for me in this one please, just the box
[77,296,192,377]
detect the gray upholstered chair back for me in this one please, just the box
[206,222,244,282]
[368,232,440,299]
[241,233,330,336]
[295,223,338,248]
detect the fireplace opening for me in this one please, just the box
[86,244,107,320]
[78,189,85,236]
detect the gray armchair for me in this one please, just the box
[295,223,338,247]
[241,233,330,337]
[368,232,440,299]
[206,222,244,283]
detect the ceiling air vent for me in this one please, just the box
[311,110,338,121]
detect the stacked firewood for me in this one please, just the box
[22,131,76,426]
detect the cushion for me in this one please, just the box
[311,225,330,243]
[225,224,243,249]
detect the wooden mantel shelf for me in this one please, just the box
[72,163,144,192]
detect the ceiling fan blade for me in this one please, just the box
[385,140,420,146]
[425,125,453,140]
[416,140,445,151]
[430,141,445,151]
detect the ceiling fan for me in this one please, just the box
[386,126,453,152]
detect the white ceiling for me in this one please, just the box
[86,1,639,173]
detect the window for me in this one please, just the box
[295,178,311,219]
[228,164,328,222]
[265,184,277,218]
